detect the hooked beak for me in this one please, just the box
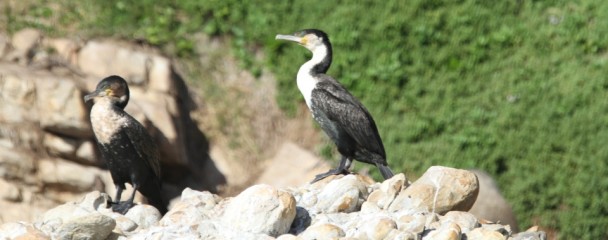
[84,89,103,103]
[275,34,303,44]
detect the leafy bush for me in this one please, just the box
[3,0,608,238]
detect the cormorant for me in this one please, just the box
[85,75,167,214]
[276,29,395,183]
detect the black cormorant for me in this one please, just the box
[276,29,395,183]
[85,75,167,214]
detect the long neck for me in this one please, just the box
[306,43,332,75]
[297,43,332,108]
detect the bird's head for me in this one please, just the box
[276,29,330,52]
[84,75,130,109]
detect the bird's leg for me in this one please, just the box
[110,185,123,205]
[111,184,138,214]
[311,156,352,183]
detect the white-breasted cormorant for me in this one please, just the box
[85,75,167,214]
[276,29,395,183]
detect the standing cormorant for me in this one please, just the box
[276,29,395,183]
[85,75,167,214]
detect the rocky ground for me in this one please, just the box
[0,166,546,240]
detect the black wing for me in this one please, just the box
[312,76,386,157]
[121,113,162,179]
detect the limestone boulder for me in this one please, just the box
[222,184,297,237]
[37,158,103,192]
[388,166,479,214]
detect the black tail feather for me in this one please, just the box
[139,178,168,215]
[378,164,395,180]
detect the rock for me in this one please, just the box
[11,28,42,52]
[0,68,39,123]
[313,174,368,213]
[43,133,79,160]
[440,211,480,233]
[356,217,397,240]
[0,33,10,59]
[0,165,537,239]
[367,173,408,210]
[222,184,297,237]
[468,169,518,231]
[0,145,36,180]
[35,74,91,138]
[0,178,22,201]
[78,41,148,84]
[160,188,219,227]
[388,166,479,214]
[512,230,547,240]
[256,142,331,188]
[0,222,48,240]
[148,56,175,94]
[124,204,162,229]
[45,38,80,64]
[466,227,507,240]
[397,211,437,235]
[109,213,138,233]
[424,222,461,240]
[75,140,97,165]
[276,234,299,240]
[37,158,102,192]
[299,223,345,239]
[289,207,312,235]
[56,213,116,240]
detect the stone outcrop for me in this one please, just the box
[0,166,545,239]
[0,28,225,223]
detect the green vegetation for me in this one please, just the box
[2,0,608,238]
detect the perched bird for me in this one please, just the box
[276,29,394,183]
[85,75,167,214]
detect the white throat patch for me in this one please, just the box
[297,45,327,108]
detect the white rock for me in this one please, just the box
[424,222,461,240]
[43,132,78,159]
[160,189,218,227]
[222,184,296,237]
[0,222,48,239]
[35,74,91,138]
[389,166,479,214]
[466,227,507,240]
[440,211,480,233]
[356,217,397,240]
[299,223,344,239]
[0,69,38,123]
[45,38,80,64]
[314,175,368,213]
[125,204,162,229]
[0,178,22,201]
[56,213,116,240]
[78,41,148,84]
[0,145,35,180]
[367,173,407,210]
[0,33,10,59]
[148,56,174,93]
[75,140,97,165]
[104,211,138,233]
[11,28,42,52]
[37,158,102,192]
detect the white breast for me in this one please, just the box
[90,98,128,144]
